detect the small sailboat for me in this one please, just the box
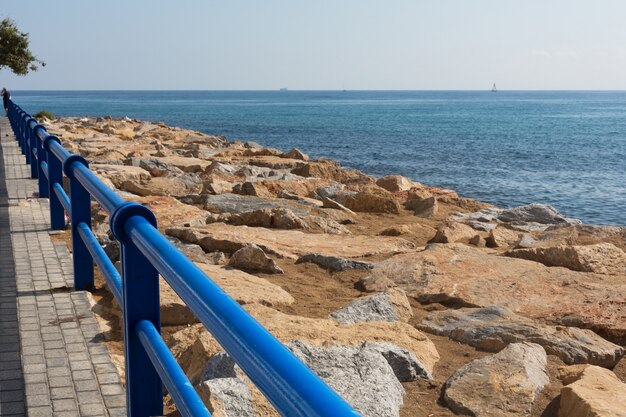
[491,83,498,93]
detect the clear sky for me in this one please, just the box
[2,0,626,90]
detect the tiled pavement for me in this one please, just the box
[0,117,126,416]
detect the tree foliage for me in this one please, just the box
[0,18,45,75]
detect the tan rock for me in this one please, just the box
[120,175,202,197]
[486,226,522,248]
[228,208,308,230]
[92,164,151,188]
[406,196,438,217]
[375,175,414,192]
[558,365,626,417]
[357,243,626,341]
[444,342,549,417]
[341,186,401,214]
[507,243,626,275]
[431,221,476,243]
[166,223,415,259]
[282,147,309,161]
[157,156,211,173]
[228,244,284,274]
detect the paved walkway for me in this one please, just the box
[0,117,126,417]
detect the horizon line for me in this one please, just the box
[10,88,626,92]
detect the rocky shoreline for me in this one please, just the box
[44,115,626,417]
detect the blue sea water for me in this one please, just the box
[11,90,626,225]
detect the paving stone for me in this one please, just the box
[0,118,125,415]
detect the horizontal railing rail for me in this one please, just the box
[6,100,360,417]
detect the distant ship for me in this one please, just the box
[491,83,498,92]
[279,88,288,91]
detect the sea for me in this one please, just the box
[11,90,626,226]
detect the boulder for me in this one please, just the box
[157,155,211,173]
[91,164,151,188]
[304,216,351,235]
[356,243,626,342]
[506,243,626,275]
[314,184,344,200]
[420,306,624,367]
[197,356,255,417]
[121,175,202,197]
[486,226,522,248]
[405,196,438,217]
[127,157,182,177]
[287,341,405,417]
[203,193,313,217]
[363,342,431,381]
[281,147,309,161]
[196,264,293,306]
[296,253,374,272]
[431,221,476,243]
[375,175,414,192]
[558,365,626,417]
[228,244,284,274]
[330,289,412,324]
[228,208,308,230]
[340,187,401,214]
[498,203,581,226]
[167,224,415,260]
[443,342,549,417]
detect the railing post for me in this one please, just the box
[44,135,66,230]
[19,111,27,155]
[34,125,49,198]
[110,203,162,417]
[29,127,38,179]
[63,155,94,290]
[24,118,33,165]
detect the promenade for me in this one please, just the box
[0,116,126,417]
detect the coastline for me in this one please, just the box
[43,114,626,417]
[14,89,626,226]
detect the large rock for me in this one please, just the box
[356,244,626,342]
[375,175,414,192]
[228,208,308,230]
[156,155,211,173]
[121,175,202,197]
[166,224,415,259]
[430,221,476,243]
[295,253,374,272]
[498,203,581,226]
[92,164,151,188]
[287,341,405,417]
[228,244,284,274]
[203,193,313,217]
[339,187,401,214]
[330,289,412,324]
[506,243,626,275]
[160,264,293,324]
[558,365,626,417]
[172,303,440,381]
[443,342,549,417]
[281,147,309,161]
[197,353,255,417]
[363,342,431,381]
[486,226,522,248]
[420,306,624,367]
[405,196,438,217]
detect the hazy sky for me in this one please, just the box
[2,1,626,90]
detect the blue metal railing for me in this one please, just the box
[6,101,360,417]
